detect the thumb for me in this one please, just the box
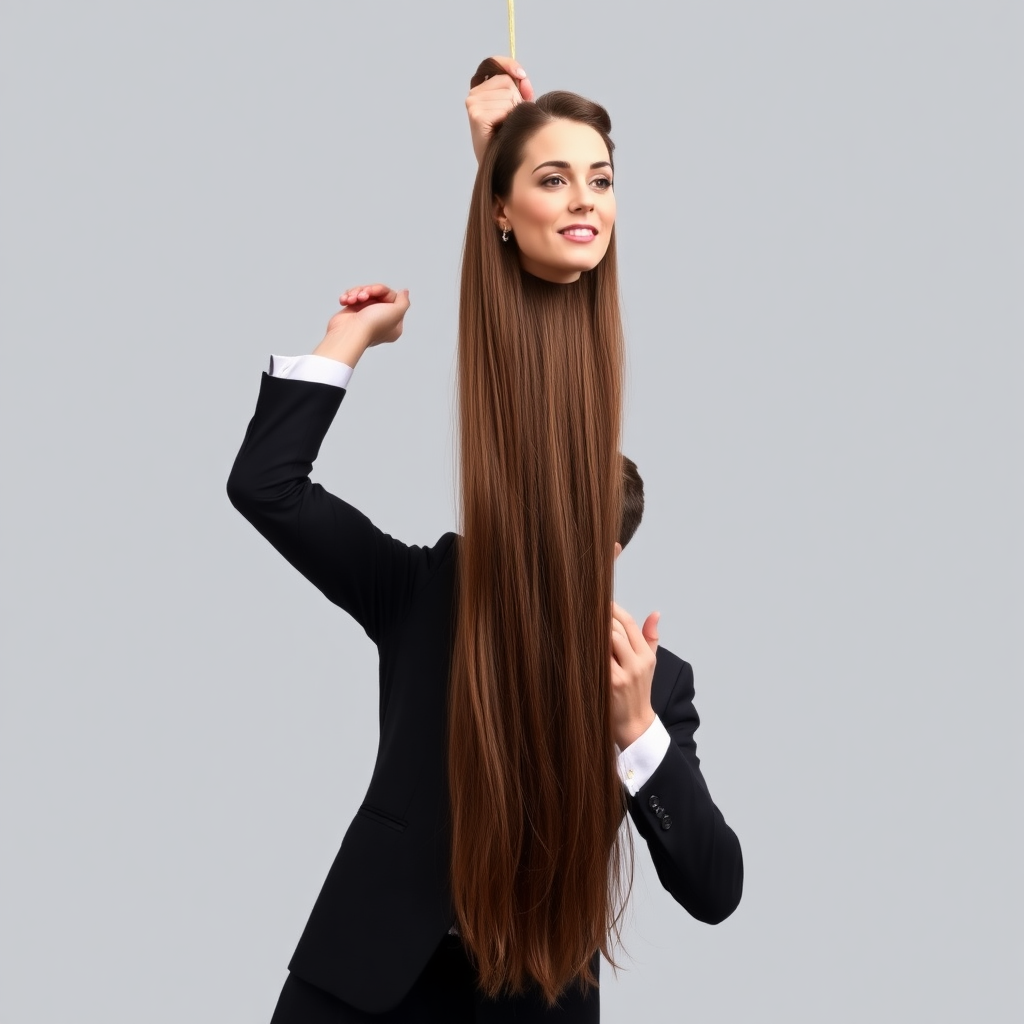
[642,611,660,654]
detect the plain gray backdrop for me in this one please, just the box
[2,2,1021,1021]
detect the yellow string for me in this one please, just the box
[508,0,516,60]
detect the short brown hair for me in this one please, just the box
[619,455,644,549]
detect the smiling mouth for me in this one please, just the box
[558,229,598,245]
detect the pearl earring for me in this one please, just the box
[501,225,510,243]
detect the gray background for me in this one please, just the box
[1,1,1020,1021]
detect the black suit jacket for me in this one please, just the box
[227,372,743,1014]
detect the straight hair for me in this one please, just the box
[449,63,629,1006]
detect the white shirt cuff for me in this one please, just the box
[268,353,354,389]
[616,716,671,796]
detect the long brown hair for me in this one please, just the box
[449,62,628,1005]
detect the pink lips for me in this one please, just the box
[558,225,598,244]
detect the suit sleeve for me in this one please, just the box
[226,371,447,645]
[627,658,744,924]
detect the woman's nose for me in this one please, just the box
[568,188,595,212]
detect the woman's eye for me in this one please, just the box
[541,175,614,189]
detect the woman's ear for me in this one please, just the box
[492,196,508,231]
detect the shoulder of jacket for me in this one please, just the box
[415,531,459,582]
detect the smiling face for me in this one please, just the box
[493,119,616,284]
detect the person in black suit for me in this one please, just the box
[227,285,743,1022]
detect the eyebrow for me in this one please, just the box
[532,160,613,173]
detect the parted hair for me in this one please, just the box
[449,59,628,1005]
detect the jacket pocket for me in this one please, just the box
[356,803,408,833]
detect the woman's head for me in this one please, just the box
[471,68,618,284]
[492,111,615,283]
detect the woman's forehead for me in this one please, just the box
[519,120,611,169]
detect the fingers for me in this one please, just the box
[467,63,533,104]
[465,77,524,122]
[609,625,631,658]
[611,601,660,663]
[642,611,661,655]
[339,284,386,306]
[486,55,527,81]
[470,56,533,97]
[339,283,399,306]
[611,601,646,654]
[478,69,533,102]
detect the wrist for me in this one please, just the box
[615,707,657,750]
[313,326,371,367]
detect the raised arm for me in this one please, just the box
[226,286,451,645]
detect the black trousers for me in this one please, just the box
[270,935,601,1023]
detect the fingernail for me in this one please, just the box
[515,67,526,77]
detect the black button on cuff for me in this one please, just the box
[661,815,673,831]
[654,806,665,819]
[648,795,660,809]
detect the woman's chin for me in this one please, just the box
[518,254,607,284]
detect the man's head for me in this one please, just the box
[615,454,644,558]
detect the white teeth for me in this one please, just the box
[562,228,594,237]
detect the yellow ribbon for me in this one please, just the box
[508,0,516,60]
